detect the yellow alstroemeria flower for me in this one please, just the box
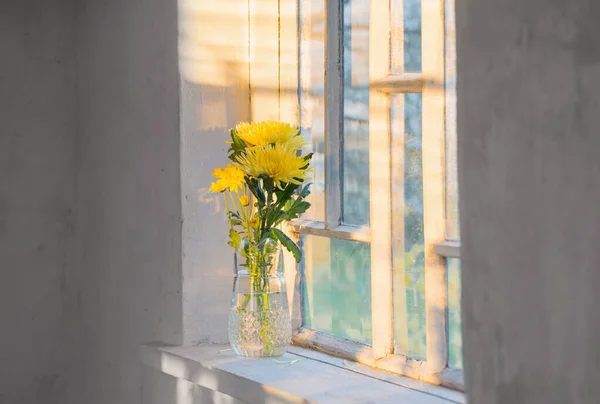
[209,164,245,193]
[239,195,249,207]
[235,144,311,189]
[235,121,306,151]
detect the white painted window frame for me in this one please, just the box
[288,0,462,390]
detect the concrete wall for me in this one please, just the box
[4,0,291,402]
[75,0,183,402]
[179,0,251,346]
[457,0,600,403]
[0,1,79,403]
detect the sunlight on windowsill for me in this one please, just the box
[141,343,464,404]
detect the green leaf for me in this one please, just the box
[230,129,246,151]
[228,212,241,220]
[270,228,302,263]
[299,183,312,199]
[300,153,314,169]
[228,130,247,162]
[229,218,243,227]
[284,200,311,220]
[228,229,241,249]
[274,182,300,209]
[261,176,274,194]
[246,178,265,207]
[266,209,286,229]
[284,198,295,211]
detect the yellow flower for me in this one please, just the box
[235,121,306,151]
[235,144,311,189]
[249,216,260,228]
[209,164,245,193]
[239,195,249,206]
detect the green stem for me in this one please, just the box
[236,242,277,355]
[223,193,230,217]
[240,293,251,311]
[241,188,253,243]
[259,184,273,241]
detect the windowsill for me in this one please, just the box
[140,343,465,404]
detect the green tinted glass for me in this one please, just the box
[447,258,463,369]
[302,235,372,345]
[392,93,426,360]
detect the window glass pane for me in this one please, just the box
[342,0,370,226]
[447,258,462,369]
[445,0,459,239]
[391,93,426,360]
[302,235,372,345]
[299,0,325,222]
[391,0,422,73]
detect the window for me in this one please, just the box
[289,0,462,388]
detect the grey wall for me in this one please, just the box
[1,0,242,401]
[75,0,183,402]
[457,0,600,403]
[0,1,80,403]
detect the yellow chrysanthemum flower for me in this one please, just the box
[249,215,260,228]
[209,164,245,193]
[235,144,311,189]
[239,195,249,207]
[235,121,306,151]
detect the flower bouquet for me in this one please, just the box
[210,121,312,357]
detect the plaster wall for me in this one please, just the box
[0,1,78,403]
[76,0,182,402]
[457,1,600,403]
[179,0,252,345]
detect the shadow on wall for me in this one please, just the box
[179,0,250,128]
[177,0,299,346]
[179,0,297,127]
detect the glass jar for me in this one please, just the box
[228,241,292,357]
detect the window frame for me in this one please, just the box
[287,0,462,390]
